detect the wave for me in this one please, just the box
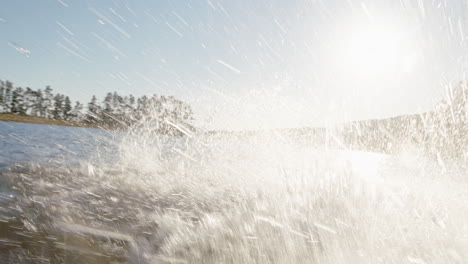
[1,128,467,263]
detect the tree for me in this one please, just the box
[24,87,36,116]
[86,95,101,124]
[3,81,13,113]
[11,87,26,115]
[102,92,114,125]
[70,101,84,122]
[35,89,45,117]
[112,92,124,116]
[128,94,136,115]
[0,81,4,112]
[63,96,72,120]
[451,81,468,123]
[53,94,64,119]
[43,86,54,118]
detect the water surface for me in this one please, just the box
[0,121,120,169]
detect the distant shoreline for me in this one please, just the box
[0,113,100,129]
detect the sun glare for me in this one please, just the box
[339,23,418,78]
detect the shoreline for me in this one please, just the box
[0,113,100,129]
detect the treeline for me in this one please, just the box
[0,80,194,134]
[272,81,467,159]
[337,81,468,158]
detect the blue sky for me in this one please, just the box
[1,0,468,130]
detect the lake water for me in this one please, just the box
[0,121,189,170]
[0,121,121,169]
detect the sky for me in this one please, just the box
[1,0,468,130]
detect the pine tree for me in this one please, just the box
[11,87,26,115]
[112,92,123,116]
[3,81,13,113]
[70,101,84,122]
[112,92,125,126]
[24,87,36,116]
[102,92,114,126]
[0,81,4,112]
[127,94,136,119]
[53,94,64,119]
[42,86,54,118]
[35,89,45,117]
[86,95,101,124]
[63,96,72,120]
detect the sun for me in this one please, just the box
[339,23,418,78]
[348,28,400,72]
